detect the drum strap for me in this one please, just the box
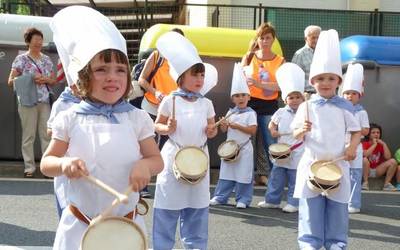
[290,141,304,151]
[238,139,251,149]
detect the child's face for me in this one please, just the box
[180,71,205,93]
[89,53,128,104]
[285,92,304,110]
[370,128,381,140]
[343,90,360,105]
[311,73,340,98]
[232,93,250,108]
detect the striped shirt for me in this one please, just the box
[291,44,315,92]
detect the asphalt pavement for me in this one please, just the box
[0,177,399,250]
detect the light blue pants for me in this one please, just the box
[257,114,276,172]
[265,166,298,207]
[349,168,362,209]
[153,207,208,250]
[212,179,253,206]
[298,196,348,250]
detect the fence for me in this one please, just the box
[2,1,400,61]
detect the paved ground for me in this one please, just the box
[0,177,399,250]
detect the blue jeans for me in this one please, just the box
[257,114,276,174]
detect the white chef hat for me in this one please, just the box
[230,63,250,97]
[276,63,305,101]
[156,31,218,95]
[309,29,342,85]
[50,6,127,85]
[341,63,364,95]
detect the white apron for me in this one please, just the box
[53,121,143,250]
[154,97,211,210]
[219,112,254,184]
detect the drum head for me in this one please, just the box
[175,147,208,179]
[218,140,239,158]
[81,217,147,250]
[269,143,291,156]
[310,160,342,184]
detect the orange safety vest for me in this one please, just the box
[248,54,284,101]
[144,54,178,105]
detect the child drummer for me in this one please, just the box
[152,31,218,250]
[210,63,257,209]
[41,6,163,250]
[291,30,361,249]
[257,63,305,213]
[341,63,370,213]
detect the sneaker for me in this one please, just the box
[236,202,246,209]
[210,198,221,206]
[396,183,400,191]
[348,207,360,214]
[382,183,397,191]
[282,204,298,213]
[140,190,152,198]
[361,182,369,190]
[257,201,280,208]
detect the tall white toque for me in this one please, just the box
[276,62,305,101]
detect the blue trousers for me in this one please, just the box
[153,207,208,250]
[212,179,253,206]
[265,166,298,207]
[349,168,362,209]
[257,115,276,173]
[298,196,348,250]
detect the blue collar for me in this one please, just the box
[354,104,364,112]
[310,94,355,114]
[284,106,297,114]
[172,88,203,99]
[74,99,134,124]
[59,87,81,104]
[230,106,253,114]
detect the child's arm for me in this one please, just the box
[40,139,89,178]
[363,140,378,157]
[345,131,361,161]
[206,117,218,138]
[155,114,176,135]
[229,122,257,136]
[268,121,280,138]
[361,127,370,137]
[293,120,312,140]
[218,116,229,133]
[129,137,163,192]
[378,139,392,160]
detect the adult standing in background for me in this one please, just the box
[7,27,56,178]
[241,22,284,186]
[292,25,321,97]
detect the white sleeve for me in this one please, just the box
[247,111,258,126]
[51,110,71,143]
[271,109,281,125]
[358,110,370,128]
[344,110,361,132]
[134,110,155,141]
[158,95,172,117]
[206,99,216,119]
[291,102,306,130]
[47,101,61,129]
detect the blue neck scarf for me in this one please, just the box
[172,88,203,99]
[74,99,134,124]
[230,106,253,114]
[59,87,81,104]
[354,104,364,112]
[284,105,297,114]
[310,94,355,114]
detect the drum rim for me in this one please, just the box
[81,216,147,250]
[174,146,208,179]
[309,160,342,185]
[307,179,340,194]
[217,140,239,159]
[269,143,291,155]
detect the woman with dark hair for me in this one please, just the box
[8,27,56,178]
[362,123,400,191]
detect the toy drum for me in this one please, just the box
[268,143,291,166]
[217,140,240,162]
[80,216,147,250]
[173,146,208,185]
[307,160,342,195]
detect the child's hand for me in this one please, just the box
[302,120,312,134]
[229,122,240,130]
[270,129,280,138]
[344,145,357,161]
[206,124,217,138]
[129,163,152,192]
[166,117,177,134]
[61,157,89,179]
[376,139,384,145]
[219,117,229,130]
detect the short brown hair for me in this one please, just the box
[77,49,132,100]
[24,27,43,44]
[177,63,205,85]
[256,22,276,39]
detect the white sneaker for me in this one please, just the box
[282,204,298,213]
[236,202,246,209]
[257,201,280,208]
[210,198,221,206]
[348,207,360,214]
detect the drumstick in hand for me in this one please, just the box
[320,156,346,167]
[82,175,129,204]
[214,111,236,128]
[172,96,176,120]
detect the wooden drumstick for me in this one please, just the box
[214,111,236,128]
[172,96,176,120]
[320,156,346,167]
[279,132,292,136]
[91,186,133,225]
[82,175,129,204]
[305,100,310,122]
